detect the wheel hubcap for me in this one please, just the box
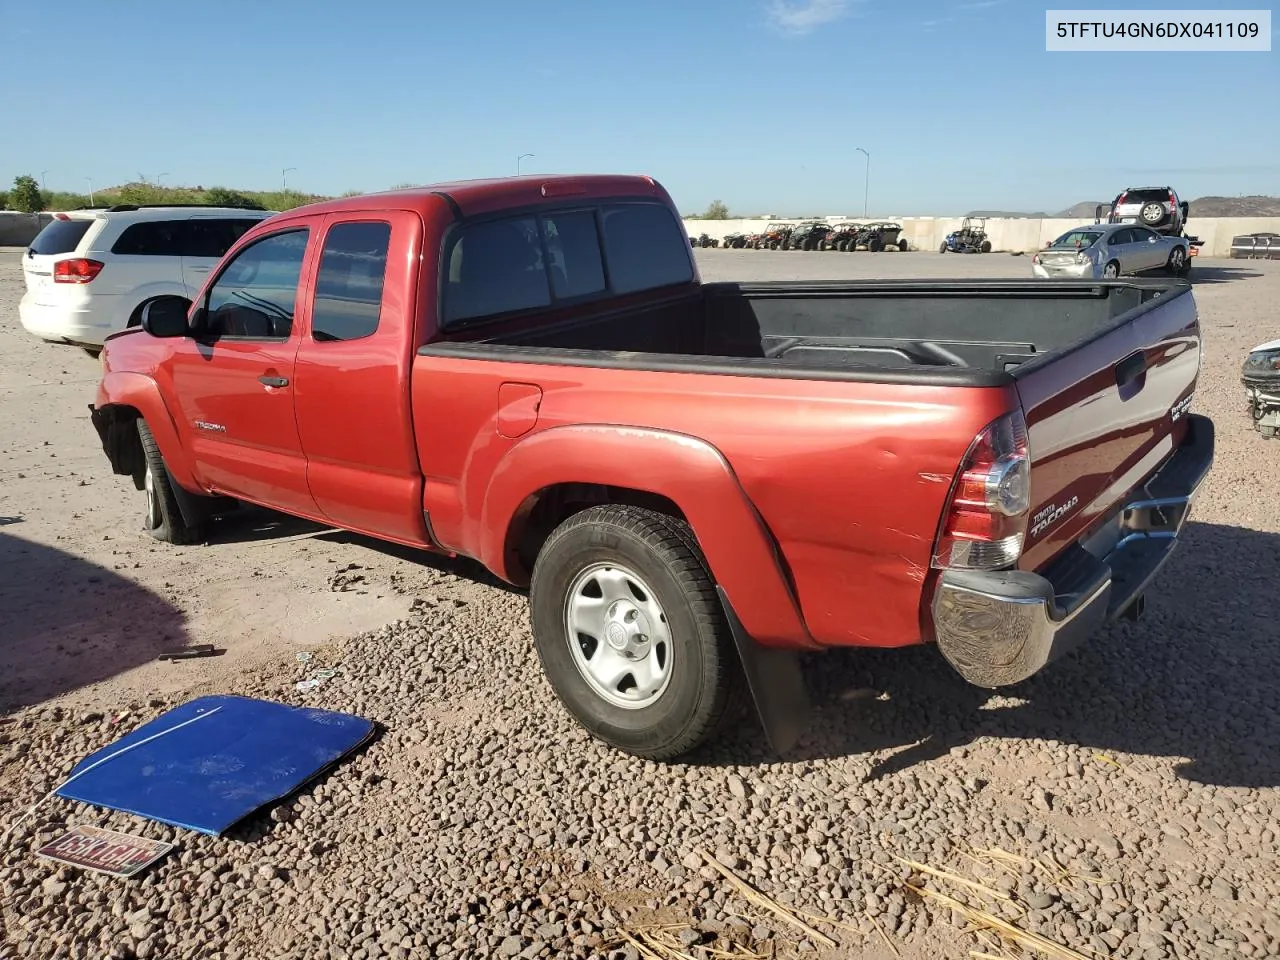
[144,461,159,529]
[564,563,673,709]
[1172,250,1185,268]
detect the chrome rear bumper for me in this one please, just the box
[931,414,1214,688]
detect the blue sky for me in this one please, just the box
[4,0,1277,215]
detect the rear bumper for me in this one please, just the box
[930,413,1214,688]
[19,292,117,347]
[1032,261,1100,280]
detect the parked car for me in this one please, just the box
[1098,186,1189,237]
[784,222,830,250]
[89,174,1213,761]
[18,204,274,357]
[1242,338,1280,439]
[1031,223,1190,280]
[940,218,992,254]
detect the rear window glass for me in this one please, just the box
[1120,189,1171,203]
[441,200,693,328]
[29,218,94,255]
[600,203,695,295]
[1051,230,1102,247]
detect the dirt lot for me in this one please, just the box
[1,248,1278,960]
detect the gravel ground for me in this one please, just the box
[2,249,1279,959]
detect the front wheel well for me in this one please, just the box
[97,404,147,488]
[507,482,688,586]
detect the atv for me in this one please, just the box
[721,232,749,249]
[692,232,719,249]
[821,222,863,251]
[760,224,794,250]
[940,217,992,254]
[854,221,908,252]
[785,222,830,251]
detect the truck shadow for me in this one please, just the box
[202,503,520,594]
[710,520,1279,789]
[1189,265,1265,284]
[0,532,192,714]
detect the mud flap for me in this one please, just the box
[716,586,810,755]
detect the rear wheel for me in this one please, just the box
[528,505,747,760]
[939,241,949,253]
[898,238,909,251]
[869,239,884,252]
[136,420,205,545]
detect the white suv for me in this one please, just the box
[19,204,275,355]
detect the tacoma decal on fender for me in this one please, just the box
[1030,496,1080,539]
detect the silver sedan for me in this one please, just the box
[1032,223,1190,280]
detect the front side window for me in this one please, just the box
[203,229,309,339]
[312,221,392,342]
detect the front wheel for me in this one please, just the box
[1103,260,1120,279]
[898,238,909,251]
[136,420,205,545]
[939,242,949,253]
[1167,246,1189,275]
[528,505,746,760]
[980,239,992,253]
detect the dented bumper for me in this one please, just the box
[930,413,1214,688]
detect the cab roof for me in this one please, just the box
[280,174,671,221]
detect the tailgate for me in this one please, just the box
[1014,283,1200,572]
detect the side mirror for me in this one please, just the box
[139,296,191,338]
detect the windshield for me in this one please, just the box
[1050,230,1102,248]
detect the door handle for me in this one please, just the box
[258,375,289,388]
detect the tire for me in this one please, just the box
[980,239,992,253]
[1141,202,1165,226]
[939,242,949,253]
[528,504,748,760]
[1103,260,1120,279]
[136,419,205,545]
[869,239,884,253]
[1167,245,1189,275]
[898,239,909,251]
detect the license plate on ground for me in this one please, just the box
[36,825,174,878]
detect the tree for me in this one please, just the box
[9,175,44,213]
[701,200,730,220]
[204,186,264,209]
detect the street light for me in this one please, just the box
[41,169,50,189]
[85,177,95,205]
[855,147,870,218]
[155,172,170,187]
[282,167,297,190]
[517,153,534,176]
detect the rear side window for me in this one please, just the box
[184,218,262,258]
[600,203,694,295]
[29,218,94,255]
[312,221,392,342]
[111,221,184,256]
[441,200,692,328]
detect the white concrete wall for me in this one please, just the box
[684,215,1280,258]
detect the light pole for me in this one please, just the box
[855,147,870,217]
[517,153,534,176]
[155,172,169,187]
[282,167,296,190]
[85,177,95,205]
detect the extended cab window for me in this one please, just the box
[444,217,552,325]
[312,221,392,342]
[203,229,309,339]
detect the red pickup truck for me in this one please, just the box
[89,174,1213,760]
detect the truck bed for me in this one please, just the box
[424,278,1182,387]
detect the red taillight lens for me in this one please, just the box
[53,258,104,284]
[932,409,1031,571]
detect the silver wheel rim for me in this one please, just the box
[564,562,673,710]
[144,460,160,529]
[1171,249,1185,269]
[1105,263,1118,278]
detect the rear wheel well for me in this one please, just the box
[508,483,688,585]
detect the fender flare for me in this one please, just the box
[479,424,817,650]
[96,371,200,491]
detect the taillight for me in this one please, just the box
[1032,254,1041,264]
[53,258,104,284]
[931,409,1031,571]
